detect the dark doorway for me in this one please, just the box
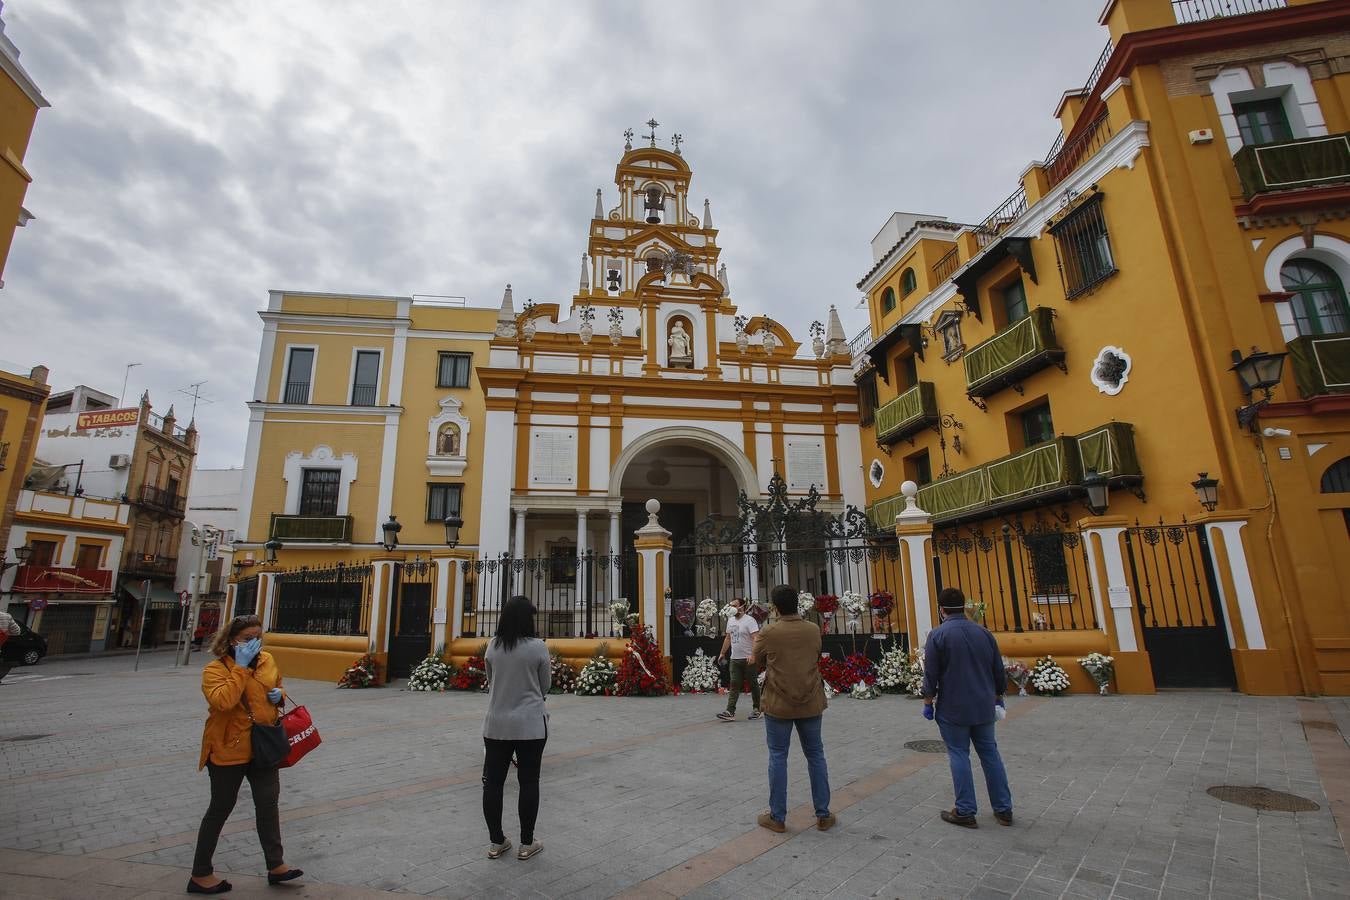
[621,501,695,601]
[387,563,434,679]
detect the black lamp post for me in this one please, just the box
[263,538,282,565]
[231,558,246,579]
[381,515,402,552]
[1192,472,1220,512]
[443,513,463,549]
[1231,347,1287,431]
[1,543,32,577]
[1082,467,1109,516]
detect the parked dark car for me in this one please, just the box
[2,622,48,666]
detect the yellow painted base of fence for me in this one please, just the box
[447,637,629,672]
[1234,648,1296,696]
[265,632,369,684]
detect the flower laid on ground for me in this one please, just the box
[610,599,638,629]
[1031,655,1071,696]
[797,592,816,616]
[338,653,380,688]
[1004,657,1032,696]
[576,646,617,696]
[449,655,487,691]
[905,648,926,697]
[850,680,880,700]
[549,651,578,694]
[680,648,720,693]
[818,651,875,694]
[869,590,895,619]
[875,644,910,694]
[839,591,866,632]
[407,654,451,692]
[1077,652,1115,695]
[616,626,670,696]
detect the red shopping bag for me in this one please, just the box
[279,703,320,768]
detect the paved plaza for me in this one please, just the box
[1,653,1349,899]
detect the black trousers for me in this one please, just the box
[482,737,547,845]
[191,761,284,877]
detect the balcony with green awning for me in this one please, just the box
[866,421,1141,528]
[874,382,939,445]
[1234,133,1350,199]
[964,307,1066,399]
[270,514,354,542]
[1285,331,1350,397]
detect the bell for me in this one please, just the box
[644,186,664,224]
[606,268,621,292]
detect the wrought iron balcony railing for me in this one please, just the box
[932,246,960,283]
[1233,132,1350,200]
[269,513,354,542]
[138,485,186,516]
[350,384,377,406]
[874,382,939,445]
[1285,331,1350,398]
[283,381,311,404]
[1172,0,1285,24]
[122,551,179,577]
[964,308,1065,399]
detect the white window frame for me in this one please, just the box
[347,347,384,407]
[279,344,319,405]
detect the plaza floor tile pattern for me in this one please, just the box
[1,652,1348,899]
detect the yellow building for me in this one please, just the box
[0,363,50,587]
[0,2,47,288]
[857,0,1350,695]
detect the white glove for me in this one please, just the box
[994,703,1007,722]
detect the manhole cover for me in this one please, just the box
[2,734,51,742]
[904,740,947,754]
[1207,786,1320,812]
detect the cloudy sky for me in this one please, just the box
[1,1,1105,469]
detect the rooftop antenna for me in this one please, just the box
[118,362,142,407]
[175,380,214,420]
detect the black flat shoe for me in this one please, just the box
[267,869,304,885]
[186,880,232,894]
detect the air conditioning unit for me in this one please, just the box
[108,454,131,469]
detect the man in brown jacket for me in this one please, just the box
[754,584,834,833]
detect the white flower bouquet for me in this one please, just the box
[610,599,638,628]
[906,648,926,697]
[874,645,910,694]
[695,597,718,636]
[1030,655,1071,696]
[796,592,815,616]
[1077,651,1115,695]
[850,680,879,700]
[839,591,866,632]
[576,652,618,696]
[407,654,451,692]
[680,648,721,693]
[1004,657,1032,696]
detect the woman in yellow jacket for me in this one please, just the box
[187,615,303,894]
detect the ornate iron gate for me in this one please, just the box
[388,560,435,679]
[933,516,1099,633]
[1124,521,1235,689]
[271,562,373,637]
[463,550,635,640]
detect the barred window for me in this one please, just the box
[437,352,472,388]
[299,469,340,516]
[881,287,896,313]
[426,483,463,522]
[857,371,879,427]
[1052,195,1116,299]
[900,268,917,297]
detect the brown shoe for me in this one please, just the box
[817,814,837,831]
[941,808,978,829]
[757,812,786,833]
[994,810,1013,826]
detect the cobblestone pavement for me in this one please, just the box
[1,652,1348,899]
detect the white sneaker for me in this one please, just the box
[487,839,512,859]
[517,842,543,860]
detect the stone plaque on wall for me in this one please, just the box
[529,428,577,486]
[786,439,827,493]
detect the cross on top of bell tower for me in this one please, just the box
[644,118,660,147]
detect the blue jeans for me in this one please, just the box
[937,718,1012,817]
[765,714,831,822]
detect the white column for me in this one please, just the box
[450,558,466,644]
[575,510,589,605]
[1205,520,1265,650]
[1083,526,1136,651]
[895,481,935,643]
[608,509,621,599]
[369,560,396,652]
[478,408,517,560]
[433,556,453,653]
[257,571,277,632]
[512,507,527,594]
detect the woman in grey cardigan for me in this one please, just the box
[482,595,551,860]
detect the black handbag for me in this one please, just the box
[241,692,288,768]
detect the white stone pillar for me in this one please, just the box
[633,499,672,656]
[257,571,278,632]
[576,509,589,603]
[512,507,527,594]
[450,557,466,641]
[432,556,453,653]
[1204,519,1265,650]
[895,481,935,643]
[369,560,397,653]
[1081,522,1136,651]
[608,509,621,599]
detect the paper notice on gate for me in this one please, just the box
[433,608,447,624]
[1107,586,1132,609]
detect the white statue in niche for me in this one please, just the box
[667,319,694,368]
[436,422,461,457]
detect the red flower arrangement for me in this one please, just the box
[337,653,380,688]
[815,594,840,614]
[869,590,895,619]
[449,655,487,691]
[615,626,670,696]
[818,651,876,693]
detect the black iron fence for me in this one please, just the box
[233,576,259,617]
[271,561,374,635]
[1172,0,1284,24]
[933,518,1098,632]
[463,550,636,640]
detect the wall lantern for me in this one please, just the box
[14,543,32,564]
[443,513,463,549]
[1082,467,1109,516]
[1230,346,1287,430]
[381,514,402,552]
[1191,472,1219,512]
[263,538,282,565]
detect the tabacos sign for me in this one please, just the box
[76,408,140,430]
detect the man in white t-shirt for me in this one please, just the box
[717,598,761,721]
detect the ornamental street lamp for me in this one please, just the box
[443,513,463,549]
[1081,467,1109,516]
[1,543,32,578]
[263,538,282,565]
[1230,347,1287,431]
[381,515,402,552]
[1192,472,1220,512]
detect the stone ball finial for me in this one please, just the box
[901,480,918,503]
[645,498,661,515]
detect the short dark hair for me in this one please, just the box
[938,587,966,611]
[494,595,537,651]
[770,584,798,615]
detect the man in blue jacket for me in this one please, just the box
[922,586,1012,828]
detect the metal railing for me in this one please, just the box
[932,246,961,283]
[464,550,635,640]
[1233,132,1350,199]
[272,562,374,636]
[283,381,311,404]
[350,384,377,406]
[1172,0,1285,23]
[1047,113,1115,187]
[848,326,872,366]
[1081,40,1114,99]
[146,411,190,441]
[269,514,353,542]
[123,551,178,576]
[139,484,186,515]
[874,382,939,445]
[974,186,1029,249]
